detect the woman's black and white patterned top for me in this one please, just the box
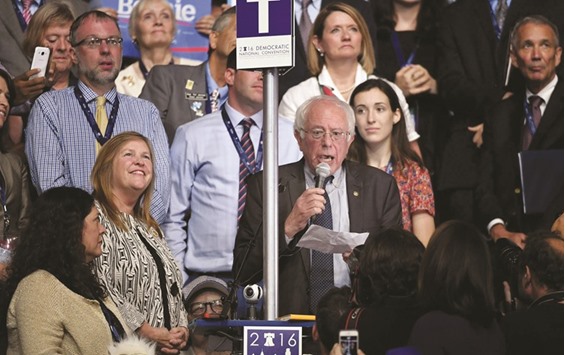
[93,201,188,331]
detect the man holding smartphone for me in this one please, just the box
[25,10,170,223]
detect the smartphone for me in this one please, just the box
[339,329,359,355]
[30,46,51,79]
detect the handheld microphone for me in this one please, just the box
[314,162,331,189]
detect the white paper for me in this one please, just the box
[296,225,369,253]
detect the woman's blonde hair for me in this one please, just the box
[307,2,375,76]
[23,2,75,58]
[129,0,176,43]
[91,132,159,234]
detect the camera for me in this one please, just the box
[493,238,523,312]
[243,284,263,304]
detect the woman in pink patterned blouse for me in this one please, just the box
[348,79,435,246]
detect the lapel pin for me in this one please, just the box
[185,80,194,90]
[353,191,359,197]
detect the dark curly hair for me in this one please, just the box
[520,231,564,293]
[356,228,424,306]
[418,220,496,328]
[0,68,15,108]
[1,187,106,316]
[316,286,352,352]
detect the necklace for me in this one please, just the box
[339,84,356,94]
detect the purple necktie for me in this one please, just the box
[522,95,543,150]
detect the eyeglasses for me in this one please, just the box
[73,36,123,48]
[189,299,224,316]
[301,128,350,141]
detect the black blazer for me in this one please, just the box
[278,0,378,100]
[435,0,563,190]
[477,82,564,232]
[233,159,402,316]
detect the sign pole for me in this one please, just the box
[237,0,294,321]
[262,67,279,320]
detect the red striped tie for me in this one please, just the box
[238,118,256,222]
[22,0,33,25]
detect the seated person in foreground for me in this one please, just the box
[1,187,129,354]
[181,276,231,355]
[314,286,354,355]
[408,221,505,355]
[502,231,564,355]
[340,228,424,354]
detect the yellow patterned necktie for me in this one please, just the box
[95,96,108,155]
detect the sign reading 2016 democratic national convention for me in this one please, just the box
[236,0,294,69]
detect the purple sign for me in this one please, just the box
[237,0,293,37]
[244,326,302,355]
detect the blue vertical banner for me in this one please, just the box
[100,0,211,62]
[236,0,294,69]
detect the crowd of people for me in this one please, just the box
[0,0,563,354]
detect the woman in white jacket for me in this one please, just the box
[279,2,420,151]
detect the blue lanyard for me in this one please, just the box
[221,107,263,174]
[98,299,125,342]
[385,160,394,175]
[74,86,119,146]
[391,31,419,68]
[523,98,538,136]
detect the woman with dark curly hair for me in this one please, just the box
[0,186,128,354]
[341,228,424,354]
[408,220,505,355]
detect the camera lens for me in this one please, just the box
[245,287,254,296]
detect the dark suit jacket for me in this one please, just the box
[0,0,88,76]
[0,152,31,240]
[436,0,563,190]
[233,160,402,316]
[139,62,207,144]
[477,82,564,232]
[278,0,378,100]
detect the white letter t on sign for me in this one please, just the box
[247,0,279,33]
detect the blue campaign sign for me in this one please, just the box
[235,0,294,69]
[244,326,302,355]
[100,0,210,62]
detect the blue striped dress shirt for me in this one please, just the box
[25,81,171,222]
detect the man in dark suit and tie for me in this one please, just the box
[233,95,402,316]
[477,15,563,248]
[435,0,563,224]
